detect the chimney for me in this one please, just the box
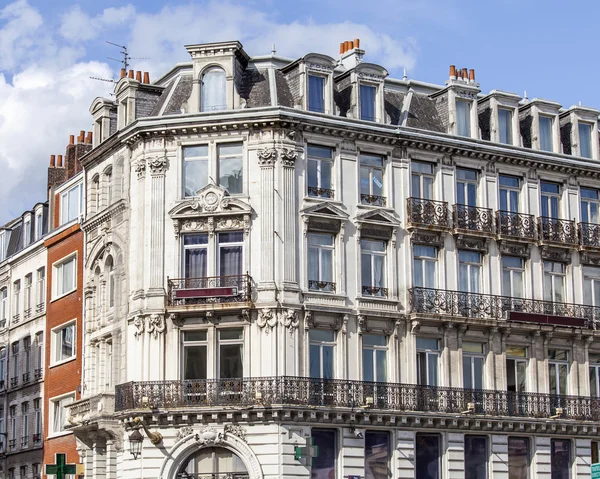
[449,65,456,80]
[120,68,126,78]
[79,130,85,143]
[50,155,56,167]
[85,132,92,144]
[143,71,150,84]
[354,38,360,49]
[339,38,364,70]
[462,68,468,80]
[128,70,134,79]
[69,135,75,145]
[135,71,142,82]
[469,69,475,82]
[340,42,344,54]
[57,155,63,167]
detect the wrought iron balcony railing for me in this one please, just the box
[0,320,5,329]
[579,222,600,248]
[308,186,334,199]
[538,217,577,245]
[35,303,44,313]
[32,433,41,445]
[453,204,494,234]
[34,369,42,380]
[496,210,537,240]
[308,280,336,293]
[114,376,600,421]
[168,274,252,307]
[22,373,30,384]
[361,194,386,207]
[8,439,15,450]
[20,436,27,448]
[409,287,599,327]
[12,314,19,324]
[407,197,449,229]
[10,378,17,388]
[362,285,389,298]
[23,308,31,319]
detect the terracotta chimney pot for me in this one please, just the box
[135,71,142,82]
[120,68,126,78]
[69,135,75,145]
[143,72,150,84]
[349,40,354,49]
[50,155,55,167]
[449,65,456,79]
[86,132,92,143]
[462,68,468,79]
[57,155,63,167]
[345,40,351,52]
[340,42,344,54]
[128,70,134,79]
[79,130,85,142]
[469,69,475,82]
[354,38,360,48]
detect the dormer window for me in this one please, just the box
[498,108,513,144]
[456,100,471,137]
[308,75,325,113]
[360,84,377,121]
[201,67,226,112]
[539,115,554,151]
[579,122,593,159]
[35,210,43,241]
[23,217,31,248]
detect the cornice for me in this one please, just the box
[82,200,128,233]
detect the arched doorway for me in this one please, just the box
[177,446,249,479]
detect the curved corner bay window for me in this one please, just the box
[416,433,441,479]
[464,436,488,479]
[307,233,334,292]
[508,437,530,479]
[307,145,333,198]
[308,75,325,113]
[309,329,335,379]
[362,334,387,382]
[218,143,243,195]
[311,429,337,479]
[183,145,209,197]
[365,431,390,479]
[361,239,386,296]
[579,122,593,158]
[360,84,376,121]
[200,67,226,112]
[551,439,571,479]
[177,447,248,478]
[184,234,208,279]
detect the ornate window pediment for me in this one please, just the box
[169,184,252,238]
[355,209,399,240]
[301,203,349,235]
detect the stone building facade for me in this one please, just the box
[64,39,600,479]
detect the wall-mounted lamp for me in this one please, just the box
[128,429,144,460]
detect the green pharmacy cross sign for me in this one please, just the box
[45,454,77,479]
[294,438,319,462]
[592,463,600,479]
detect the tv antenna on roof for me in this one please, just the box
[89,41,150,86]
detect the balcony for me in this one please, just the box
[308,280,336,293]
[453,204,494,235]
[579,222,600,249]
[22,372,30,384]
[496,211,537,241]
[362,286,389,298]
[308,186,334,199]
[361,194,386,207]
[23,308,31,319]
[34,369,42,380]
[409,287,598,328]
[167,274,252,308]
[10,378,17,388]
[20,436,27,448]
[12,314,19,324]
[32,433,41,446]
[538,217,577,246]
[8,439,15,451]
[35,303,44,314]
[407,198,450,231]
[114,376,600,421]
[66,393,115,427]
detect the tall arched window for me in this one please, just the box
[201,67,226,112]
[104,167,113,206]
[92,175,100,213]
[178,447,248,477]
[106,257,115,309]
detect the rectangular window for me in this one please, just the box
[0,232,5,262]
[544,261,565,303]
[465,436,488,479]
[182,330,207,380]
[36,268,45,312]
[24,274,32,316]
[311,429,336,479]
[508,437,530,479]
[416,338,439,386]
[584,266,600,308]
[183,234,208,279]
[580,187,600,225]
[35,332,43,378]
[218,231,243,277]
[50,394,74,434]
[309,329,335,379]
[23,219,31,248]
[416,433,441,479]
[506,346,527,393]
[540,181,561,219]
[365,431,389,479]
[218,328,243,379]
[307,233,334,292]
[463,342,484,390]
[361,239,387,296]
[579,122,593,158]
[218,143,243,195]
[19,467,27,479]
[413,245,437,289]
[456,168,478,207]
[456,100,471,137]
[11,342,18,384]
[53,255,76,298]
[21,403,28,447]
[53,322,75,364]
[360,154,385,205]
[548,350,568,396]
[360,84,377,121]
[539,115,554,151]
[592,441,599,465]
[590,354,600,398]
[308,75,325,113]
[307,145,333,198]
[60,182,83,225]
[0,348,5,387]
[458,250,482,294]
[0,288,7,322]
[35,211,43,241]
[362,334,387,382]
[13,280,20,319]
[551,439,571,479]
[499,175,520,213]
[411,161,434,200]
[183,145,209,197]
[502,256,524,298]
[23,337,31,381]
[498,108,513,144]
[9,406,15,443]
[34,399,41,438]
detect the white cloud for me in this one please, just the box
[60,4,136,42]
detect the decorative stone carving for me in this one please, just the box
[195,426,223,445]
[146,314,166,338]
[411,231,444,247]
[224,424,247,443]
[133,316,145,338]
[498,241,531,258]
[357,315,366,335]
[239,309,251,323]
[580,252,600,266]
[540,246,570,263]
[257,308,277,333]
[177,426,194,440]
[280,309,299,334]
[134,160,146,179]
[257,147,277,166]
[147,156,169,175]
[280,148,298,167]
[455,236,488,252]
[216,216,245,230]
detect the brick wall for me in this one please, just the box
[42,225,83,469]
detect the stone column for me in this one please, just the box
[257,148,277,302]
[280,147,300,301]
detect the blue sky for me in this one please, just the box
[1,0,600,225]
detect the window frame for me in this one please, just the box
[48,392,75,437]
[361,334,388,383]
[550,439,571,479]
[51,252,77,301]
[506,346,528,393]
[200,66,227,112]
[217,327,244,380]
[462,342,485,390]
[538,114,554,152]
[309,329,336,379]
[413,245,437,289]
[181,329,208,381]
[306,144,334,199]
[578,121,593,159]
[464,435,489,479]
[411,161,435,200]
[416,337,440,387]
[50,320,76,367]
[580,187,600,225]
[458,250,482,294]
[359,82,378,122]
[415,433,441,479]
[307,232,335,292]
[59,181,84,226]
[359,153,385,205]
[364,430,390,479]
[540,181,561,219]
[543,260,566,304]
[498,174,521,213]
[456,99,472,137]
[548,349,569,396]
[360,238,387,297]
[307,74,326,114]
[502,256,524,299]
[507,437,530,479]
[498,107,513,145]
[217,142,244,195]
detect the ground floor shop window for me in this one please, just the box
[551,439,571,479]
[311,429,336,479]
[365,431,389,479]
[464,435,488,479]
[416,433,440,479]
[508,437,529,479]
